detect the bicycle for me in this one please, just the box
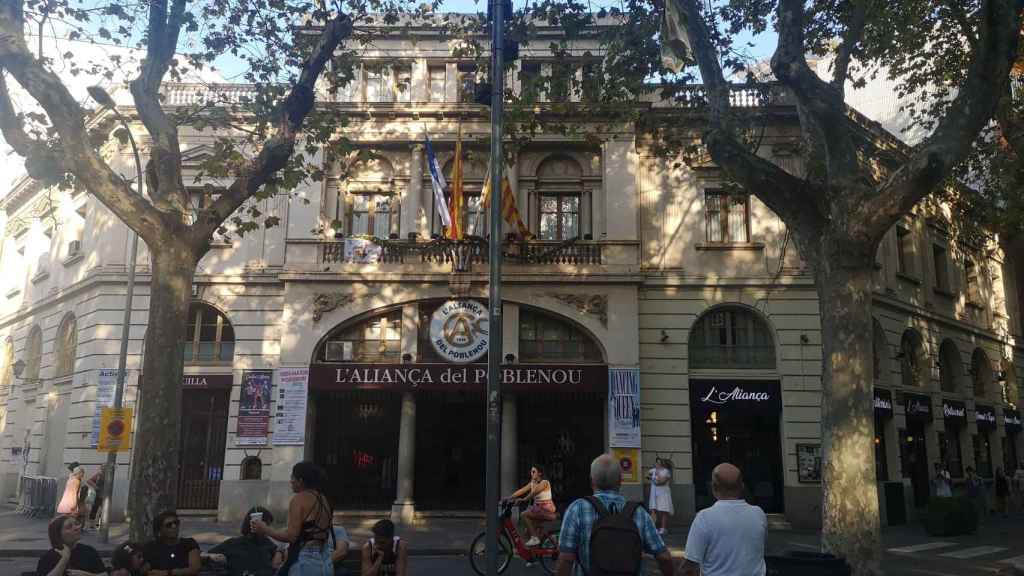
[469,499,560,575]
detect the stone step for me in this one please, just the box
[766,513,792,530]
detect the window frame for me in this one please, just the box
[55,314,77,379]
[518,309,602,363]
[24,325,43,382]
[347,193,396,238]
[964,257,981,305]
[704,189,751,244]
[427,65,447,102]
[688,307,776,370]
[184,303,235,364]
[932,243,950,293]
[323,310,402,363]
[538,192,581,241]
[895,226,911,275]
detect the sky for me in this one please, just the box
[0,0,780,203]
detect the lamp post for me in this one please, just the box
[88,86,142,544]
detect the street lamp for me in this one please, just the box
[88,85,142,544]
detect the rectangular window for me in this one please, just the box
[581,62,601,102]
[933,244,949,292]
[349,194,394,238]
[965,258,980,303]
[941,423,964,478]
[705,190,750,243]
[520,62,541,102]
[463,193,486,236]
[896,227,911,274]
[539,194,580,241]
[457,63,477,103]
[549,62,573,103]
[428,66,447,102]
[973,433,993,477]
[365,65,393,103]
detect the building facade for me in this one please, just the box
[0,21,1022,529]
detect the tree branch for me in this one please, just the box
[947,0,979,51]
[831,0,868,95]
[867,0,1023,235]
[192,12,354,247]
[995,81,1024,157]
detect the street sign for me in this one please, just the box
[98,407,133,452]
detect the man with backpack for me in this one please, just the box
[680,463,766,576]
[555,453,675,576]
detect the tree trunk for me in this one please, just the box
[815,254,881,576]
[127,244,197,542]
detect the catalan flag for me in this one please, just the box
[481,161,534,240]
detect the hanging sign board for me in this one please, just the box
[308,363,607,392]
[1003,408,1021,433]
[873,388,893,418]
[942,399,967,425]
[98,407,133,452]
[429,300,489,363]
[904,393,933,421]
[690,380,782,414]
[975,405,996,430]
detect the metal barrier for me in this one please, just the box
[15,475,59,518]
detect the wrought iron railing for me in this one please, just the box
[689,345,776,370]
[319,237,603,271]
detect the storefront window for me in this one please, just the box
[518,308,602,363]
[939,425,964,478]
[184,303,235,363]
[973,433,993,477]
[689,307,775,369]
[875,416,889,482]
[322,311,402,363]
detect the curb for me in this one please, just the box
[0,547,471,559]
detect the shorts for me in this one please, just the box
[527,500,557,522]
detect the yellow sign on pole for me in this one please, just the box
[612,447,640,484]
[98,407,133,452]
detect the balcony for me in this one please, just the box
[689,345,776,370]
[319,237,604,272]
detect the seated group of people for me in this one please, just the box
[38,461,407,576]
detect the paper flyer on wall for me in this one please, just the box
[608,367,641,448]
[90,369,119,447]
[273,368,308,445]
[237,370,273,446]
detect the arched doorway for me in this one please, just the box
[308,299,608,511]
[688,305,783,513]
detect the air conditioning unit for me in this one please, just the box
[67,240,81,256]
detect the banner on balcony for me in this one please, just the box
[90,369,119,447]
[237,370,273,446]
[609,368,641,448]
[344,238,382,263]
[273,368,308,445]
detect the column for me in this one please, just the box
[392,391,417,524]
[404,145,424,239]
[601,137,637,240]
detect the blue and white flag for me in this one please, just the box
[425,135,452,229]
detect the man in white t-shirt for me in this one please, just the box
[681,463,767,576]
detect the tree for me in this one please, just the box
[0,0,420,540]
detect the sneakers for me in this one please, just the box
[524,536,541,547]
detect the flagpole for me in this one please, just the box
[485,0,505,572]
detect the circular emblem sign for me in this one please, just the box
[430,300,489,363]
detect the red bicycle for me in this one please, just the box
[469,499,559,575]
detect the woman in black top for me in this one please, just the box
[142,511,201,576]
[111,542,145,576]
[36,515,108,576]
[361,519,407,576]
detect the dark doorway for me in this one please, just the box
[690,380,784,513]
[415,391,486,509]
[518,391,606,510]
[313,390,401,510]
[900,422,929,508]
[177,388,230,509]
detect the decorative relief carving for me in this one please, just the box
[313,293,357,322]
[548,293,608,326]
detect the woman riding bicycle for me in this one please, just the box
[507,465,556,547]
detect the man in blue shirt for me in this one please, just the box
[556,453,675,576]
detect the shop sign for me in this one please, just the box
[904,394,932,420]
[691,380,782,413]
[1005,409,1022,432]
[430,300,489,363]
[942,399,966,425]
[975,404,996,430]
[309,363,608,392]
[873,388,893,418]
[182,374,233,389]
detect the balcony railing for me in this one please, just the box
[320,237,603,271]
[689,345,776,370]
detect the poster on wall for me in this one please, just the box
[612,447,640,484]
[273,368,308,445]
[90,369,119,447]
[797,443,822,483]
[609,368,641,448]
[237,370,273,446]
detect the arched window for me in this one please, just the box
[971,349,992,399]
[55,314,77,379]
[24,325,43,382]
[0,338,13,391]
[899,329,925,387]
[938,340,962,394]
[536,156,585,241]
[873,319,887,382]
[343,156,396,238]
[184,303,235,363]
[319,310,402,363]
[689,306,775,370]
[518,308,603,363]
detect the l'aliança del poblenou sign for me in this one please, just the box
[430,299,489,363]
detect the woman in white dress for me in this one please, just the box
[647,458,673,535]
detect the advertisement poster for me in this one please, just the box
[238,370,273,446]
[608,368,641,448]
[273,368,308,445]
[90,369,119,447]
[612,447,640,484]
[98,407,133,452]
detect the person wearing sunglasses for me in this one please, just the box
[142,511,201,576]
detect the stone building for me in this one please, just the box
[0,18,1021,529]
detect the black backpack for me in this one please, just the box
[584,496,644,576]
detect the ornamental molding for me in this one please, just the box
[547,293,608,327]
[312,293,357,322]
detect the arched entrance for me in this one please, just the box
[688,305,784,514]
[308,299,608,511]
